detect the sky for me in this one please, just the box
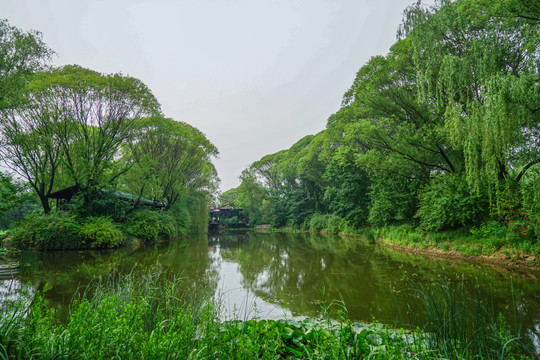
[1,0,416,192]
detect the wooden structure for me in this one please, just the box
[209,205,249,230]
[49,185,165,210]
[0,264,19,280]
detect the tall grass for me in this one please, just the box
[0,270,533,359]
[394,280,532,359]
[0,296,29,359]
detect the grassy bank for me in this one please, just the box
[265,213,540,266]
[367,225,540,267]
[0,270,532,359]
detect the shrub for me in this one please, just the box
[170,203,191,235]
[9,211,82,250]
[367,175,422,227]
[417,174,488,231]
[66,189,132,222]
[126,210,179,243]
[307,213,359,235]
[308,213,328,232]
[80,217,125,248]
[470,220,510,240]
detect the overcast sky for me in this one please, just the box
[1,0,416,192]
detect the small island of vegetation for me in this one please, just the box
[0,21,219,251]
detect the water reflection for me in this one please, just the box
[2,231,539,354]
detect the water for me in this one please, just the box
[3,230,540,353]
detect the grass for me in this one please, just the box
[370,224,540,263]
[393,280,532,359]
[0,269,533,359]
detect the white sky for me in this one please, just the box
[1,0,416,192]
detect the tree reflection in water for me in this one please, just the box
[2,231,539,354]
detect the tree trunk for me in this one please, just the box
[515,159,540,183]
[39,194,51,214]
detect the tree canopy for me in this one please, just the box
[0,20,219,220]
[222,0,539,237]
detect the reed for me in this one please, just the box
[395,280,532,359]
[0,269,533,359]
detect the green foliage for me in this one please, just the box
[400,281,527,359]
[1,270,529,359]
[401,0,540,199]
[0,19,53,110]
[67,189,133,222]
[323,160,370,228]
[307,213,359,235]
[120,116,219,210]
[80,217,125,248]
[9,211,82,250]
[417,174,488,231]
[368,175,421,227]
[0,289,28,358]
[0,172,38,229]
[470,221,511,243]
[126,209,179,243]
[519,167,540,221]
[169,200,191,235]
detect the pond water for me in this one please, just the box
[2,231,540,354]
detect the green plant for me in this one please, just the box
[9,211,82,250]
[417,174,488,231]
[80,217,125,248]
[399,281,527,359]
[507,210,538,243]
[126,209,179,243]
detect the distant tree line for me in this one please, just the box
[221,0,539,243]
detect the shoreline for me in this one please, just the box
[380,240,540,276]
[262,227,540,273]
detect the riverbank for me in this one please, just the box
[264,224,540,271]
[2,209,190,251]
[373,225,540,271]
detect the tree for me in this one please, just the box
[0,65,160,212]
[121,116,218,210]
[0,97,63,213]
[401,0,540,196]
[0,171,36,228]
[0,19,52,110]
[340,39,463,179]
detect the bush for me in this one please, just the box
[307,213,358,235]
[9,211,82,250]
[367,175,421,227]
[470,220,510,240]
[66,189,136,222]
[126,210,179,243]
[417,174,488,231]
[80,217,125,248]
[170,202,191,235]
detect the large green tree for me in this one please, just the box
[0,65,161,212]
[121,116,219,210]
[402,0,539,195]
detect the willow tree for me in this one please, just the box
[121,116,218,210]
[402,0,540,201]
[0,21,54,212]
[0,83,63,213]
[339,38,463,179]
